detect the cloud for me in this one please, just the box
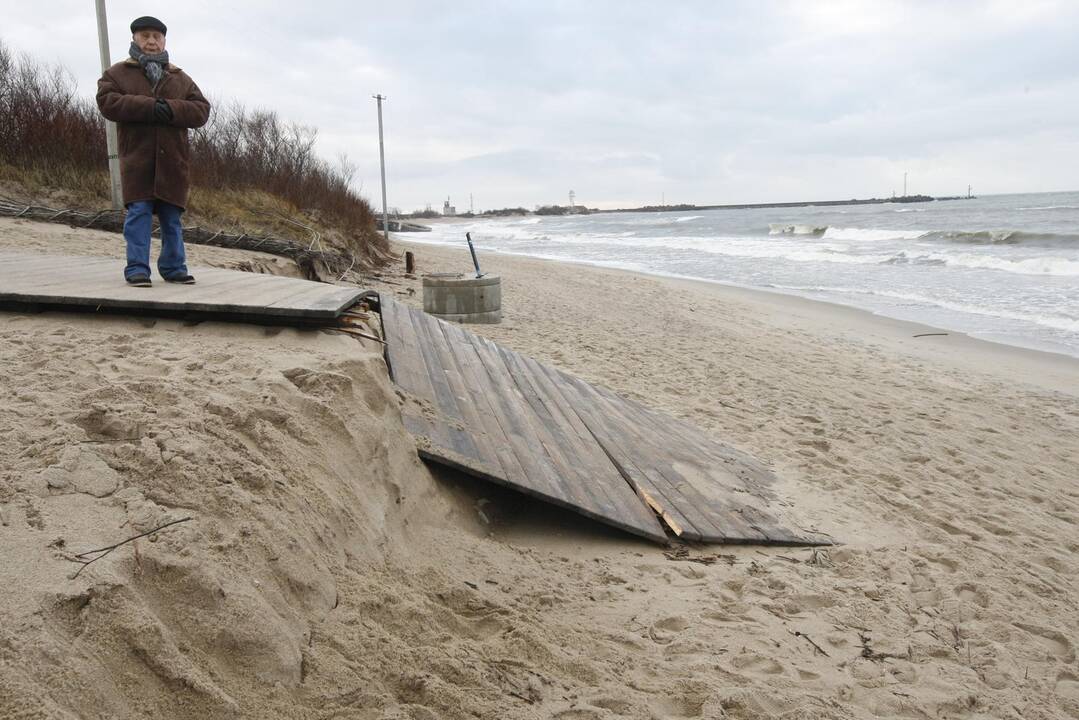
[4,0,1078,209]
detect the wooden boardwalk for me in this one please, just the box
[380,297,827,545]
[0,253,366,322]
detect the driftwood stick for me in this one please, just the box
[789,629,830,657]
[330,327,387,345]
[70,516,192,578]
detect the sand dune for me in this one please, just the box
[1,218,1077,718]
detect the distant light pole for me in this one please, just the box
[373,94,389,241]
[94,0,123,210]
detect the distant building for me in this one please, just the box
[443,197,456,216]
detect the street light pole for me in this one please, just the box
[373,94,389,241]
[94,0,123,210]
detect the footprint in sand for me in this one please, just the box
[1014,623,1076,663]
[588,696,635,715]
[730,651,785,675]
[954,582,989,608]
[1056,672,1079,702]
[649,616,691,644]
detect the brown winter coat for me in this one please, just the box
[96,59,210,209]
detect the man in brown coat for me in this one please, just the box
[96,16,210,287]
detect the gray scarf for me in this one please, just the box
[129,42,169,88]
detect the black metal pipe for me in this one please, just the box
[466,232,484,278]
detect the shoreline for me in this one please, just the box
[392,235,1079,395]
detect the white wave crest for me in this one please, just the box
[768,223,827,235]
[822,227,927,242]
[675,215,703,222]
[914,252,1079,277]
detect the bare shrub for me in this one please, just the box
[0,39,383,255]
[0,42,107,194]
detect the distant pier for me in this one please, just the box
[600,194,971,215]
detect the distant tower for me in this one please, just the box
[903,172,908,197]
[568,190,576,209]
[442,197,456,216]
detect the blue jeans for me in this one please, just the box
[123,200,189,280]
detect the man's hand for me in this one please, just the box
[153,99,174,124]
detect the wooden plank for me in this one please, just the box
[508,351,664,538]
[0,254,80,276]
[438,318,535,489]
[375,297,819,546]
[380,308,492,481]
[492,344,600,512]
[12,270,273,315]
[553,367,820,544]
[569,375,766,541]
[0,253,363,321]
[2,257,236,295]
[0,258,116,288]
[418,317,516,481]
[574,381,739,540]
[186,276,345,315]
[378,301,460,453]
[380,298,431,394]
[266,282,364,312]
[466,332,665,542]
[541,365,711,541]
[548,368,726,540]
[405,306,485,464]
[463,330,566,502]
[585,387,781,541]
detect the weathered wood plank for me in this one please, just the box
[509,351,664,537]
[376,296,823,546]
[552,366,822,544]
[585,387,783,541]
[0,252,365,320]
[394,309,665,542]
[438,318,535,489]
[467,327,666,540]
[379,300,461,453]
[538,364,711,541]
[406,306,485,464]
[491,345,603,514]
[464,330,568,503]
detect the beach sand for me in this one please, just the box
[1,217,1077,718]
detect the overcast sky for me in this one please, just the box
[5,1,1078,210]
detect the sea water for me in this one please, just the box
[409,191,1079,359]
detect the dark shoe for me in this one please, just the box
[164,274,196,284]
[126,274,152,287]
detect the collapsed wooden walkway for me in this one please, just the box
[0,252,824,544]
[0,252,366,323]
[380,297,827,545]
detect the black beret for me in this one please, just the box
[130,16,167,35]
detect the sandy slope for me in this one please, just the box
[1,218,1078,719]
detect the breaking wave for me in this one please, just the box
[888,252,1079,277]
[921,229,1079,247]
[769,223,827,236]
[771,224,1079,248]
